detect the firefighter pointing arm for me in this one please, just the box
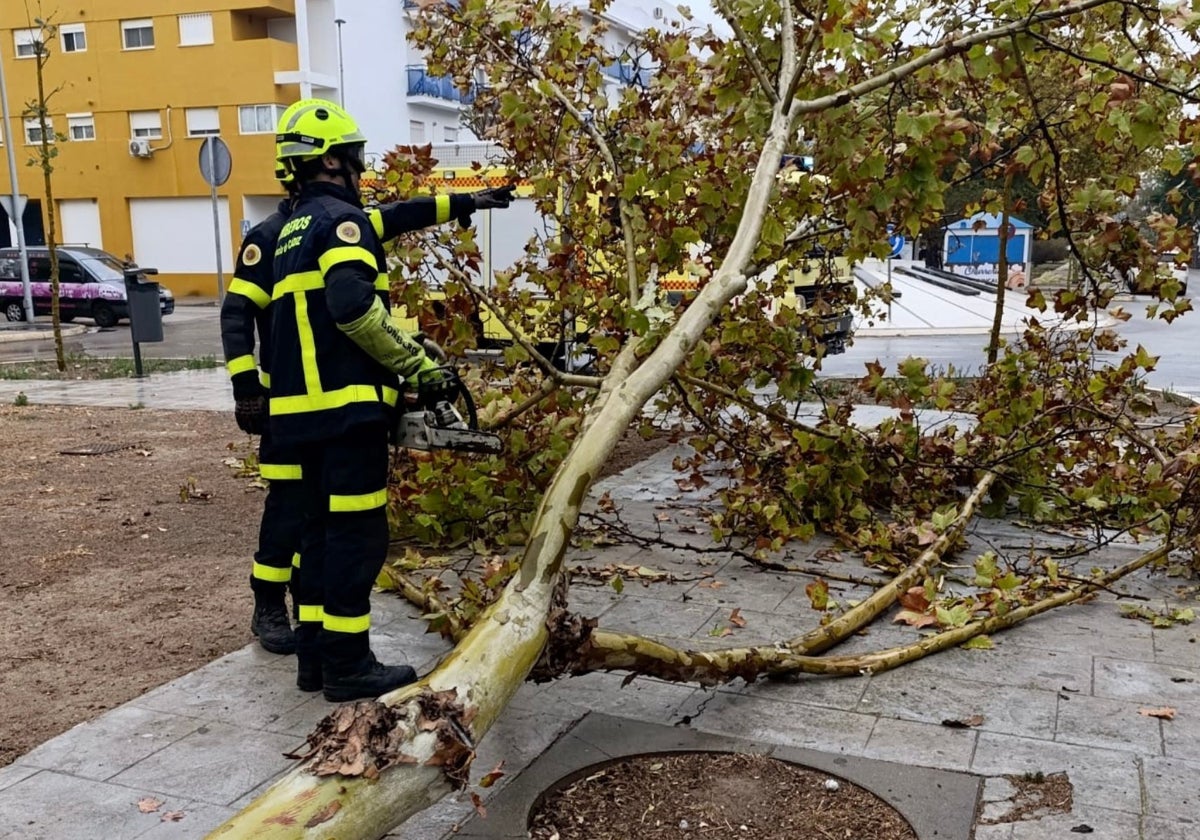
[268,99,511,702]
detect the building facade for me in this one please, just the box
[0,0,677,297]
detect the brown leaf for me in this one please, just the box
[898,585,930,612]
[893,609,939,628]
[697,579,725,590]
[137,797,164,814]
[479,759,506,788]
[470,791,487,818]
[805,579,830,611]
[1138,706,1176,720]
[160,811,185,823]
[728,608,746,628]
[941,714,985,729]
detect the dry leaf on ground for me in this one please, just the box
[1138,707,1176,720]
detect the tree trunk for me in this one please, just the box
[987,173,1014,365]
[32,37,64,371]
[207,82,800,840]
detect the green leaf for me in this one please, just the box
[962,635,994,650]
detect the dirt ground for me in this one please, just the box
[0,405,259,767]
[529,751,918,840]
[0,404,668,768]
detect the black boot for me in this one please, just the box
[251,602,296,655]
[295,623,322,692]
[323,652,417,703]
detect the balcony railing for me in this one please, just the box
[406,67,476,105]
[601,61,652,87]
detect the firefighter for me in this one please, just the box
[271,99,513,701]
[220,167,301,655]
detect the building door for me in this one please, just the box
[0,200,45,247]
[22,200,46,246]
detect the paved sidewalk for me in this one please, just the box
[1,373,1197,839]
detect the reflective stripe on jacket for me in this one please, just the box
[268,181,399,444]
[220,201,289,397]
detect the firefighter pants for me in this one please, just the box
[292,422,390,677]
[250,428,303,605]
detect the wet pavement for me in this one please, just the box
[0,295,1197,839]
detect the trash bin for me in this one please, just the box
[125,273,164,344]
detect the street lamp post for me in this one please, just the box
[334,18,346,107]
[0,50,35,323]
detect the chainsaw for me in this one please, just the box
[393,366,502,454]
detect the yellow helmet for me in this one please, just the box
[275,99,366,166]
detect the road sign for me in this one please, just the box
[198,136,232,187]
[199,137,232,302]
[887,227,905,259]
[0,194,27,221]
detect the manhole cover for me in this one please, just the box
[529,751,917,839]
[59,442,139,456]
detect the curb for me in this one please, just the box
[0,323,89,344]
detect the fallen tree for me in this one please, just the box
[209,0,1199,836]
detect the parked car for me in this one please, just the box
[1109,251,1190,297]
[0,246,174,328]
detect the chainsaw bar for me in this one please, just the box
[395,410,502,454]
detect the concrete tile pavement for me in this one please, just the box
[0,372,1197,839]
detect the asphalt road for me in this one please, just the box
[3,290,1198,400]
[0,301,223,363]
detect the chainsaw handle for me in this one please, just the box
[415,365,480,430]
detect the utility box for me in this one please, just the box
[125,273,164,343]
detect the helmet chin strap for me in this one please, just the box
[321,147,364,191]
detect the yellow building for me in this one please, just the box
[0,2,315,297]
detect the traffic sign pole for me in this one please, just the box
[207,139,225,302]
[0,57,34,323]
[198,136,233,303]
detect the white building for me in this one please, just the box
[290,0,697,159]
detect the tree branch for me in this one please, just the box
[792,0,1125,116]
[712,0,778,105]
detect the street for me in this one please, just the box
[822,301,1200,400]
[3,292,1198,401]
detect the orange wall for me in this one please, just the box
[1,3,300,295]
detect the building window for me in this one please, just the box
[238,104,283,134]
[25,118,54,145]
[67,114,95,141]
[178,13,213,46]
[121,18,155,50]
[410,120,425,143]
[185,107,220,137]
[14,29,40,59]
[129,110,163,139]
[443,126,458,143]
[60,23,86,53]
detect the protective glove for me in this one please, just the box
[457,185,516,228]
[473,185,516,210]
[406,357,461,406]
[234,393,268,435]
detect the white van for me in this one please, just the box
[0,246,174,327]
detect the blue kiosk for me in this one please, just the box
[943,213,1033,281]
